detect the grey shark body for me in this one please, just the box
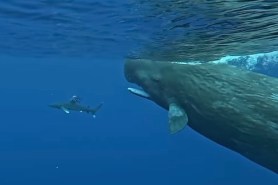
[124,59,278,174]
[49,96,103,117]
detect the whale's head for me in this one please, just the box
[124,59,189,134]
[125,59,160,85]
[124,59,177,109]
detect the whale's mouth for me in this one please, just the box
[127,87,151,99]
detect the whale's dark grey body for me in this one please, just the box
[124,59,278,174]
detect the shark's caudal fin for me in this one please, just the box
[91,102,104,117]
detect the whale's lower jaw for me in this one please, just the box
[127,87,150,99]
[124,59,278,174]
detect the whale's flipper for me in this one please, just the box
[61,107,70,114]
[168,103,188,134]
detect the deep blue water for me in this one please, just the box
[0,0,278,184]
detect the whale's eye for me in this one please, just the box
[151,73,161,82]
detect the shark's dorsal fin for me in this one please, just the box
[168,103,188,134]
[70,95,81,104]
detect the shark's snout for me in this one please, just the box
[48,104,59,109]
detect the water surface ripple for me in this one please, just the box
[1,0,278,60]
[0,0,148,57]
[136,0,278,61]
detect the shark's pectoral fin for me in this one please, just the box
[168,103,188,134]
[61,107,70,114]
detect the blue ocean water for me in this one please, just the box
[0,1,277,185]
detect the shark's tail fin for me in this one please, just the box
[91,102,104,118]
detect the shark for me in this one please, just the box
[124,59,278,174]
[49,96,103,118]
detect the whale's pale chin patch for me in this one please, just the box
[127,87,150,99]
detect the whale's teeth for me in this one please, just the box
[127,87,150,99]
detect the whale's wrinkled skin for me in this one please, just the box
[124,59,278,174]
